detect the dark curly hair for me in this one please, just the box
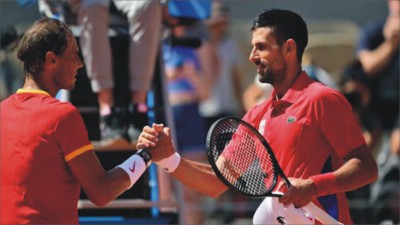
[17,17,72,76]
[252,9,308,61]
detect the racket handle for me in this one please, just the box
[303,203,343,225]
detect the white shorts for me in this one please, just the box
[253,194,315,225]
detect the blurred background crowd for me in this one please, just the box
[0,0,398,224]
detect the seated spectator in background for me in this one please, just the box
[39,0,162,144]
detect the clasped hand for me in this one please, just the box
[136,124,175,162]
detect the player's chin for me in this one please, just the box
[258,73,271,84]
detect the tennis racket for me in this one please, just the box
[206,116,342,225]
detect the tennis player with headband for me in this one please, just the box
[137,8,378,224]
[0,18,173,224]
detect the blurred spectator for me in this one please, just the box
[162,24,208,225]
[0,28,24,101]
[302,53,338,89]
[339,60,381,151]
[197,2,249,222]
[356,1,399,224]
[161,2,216,223]
[368,118,399,224]
[356,0,399,132]
[0,10,33,101]
[39,0,162,144]
[199,0,245,131]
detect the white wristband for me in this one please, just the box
[116,154,147,189]
[156,152,181,173]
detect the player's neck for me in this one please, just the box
[22,76,57,97]
[275,69,302,100]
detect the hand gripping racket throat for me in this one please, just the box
[206,117,342,225]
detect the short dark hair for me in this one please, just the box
[252,9,308,61]
[17,17,73,76]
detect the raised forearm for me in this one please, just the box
[89,168,132,206]
[358,39,398,76]
[70,151,146,206]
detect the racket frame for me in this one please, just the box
[206,116,289,197]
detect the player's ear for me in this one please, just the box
[283,39,296,58]
[45,51,57,64]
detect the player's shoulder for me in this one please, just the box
[306,81,345,103]
[46,99,80,118]
[0,94,12,106]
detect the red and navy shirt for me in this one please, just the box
[243,72,366,224]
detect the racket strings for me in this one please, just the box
[236,128,276,195]
[210,119,277,196]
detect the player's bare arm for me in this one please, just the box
[65,125,174,206]
[67,150,130,206]
[137,125,228,198]
[279,144,377,208]
[333,144,378,191]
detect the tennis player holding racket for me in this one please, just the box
[138,8,378,224]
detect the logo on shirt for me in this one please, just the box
[276,216,287,225]
[286,116,296,124]
[129,161,136,173]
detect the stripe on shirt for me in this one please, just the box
[16,89,50,96]
[65,144,94,161]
